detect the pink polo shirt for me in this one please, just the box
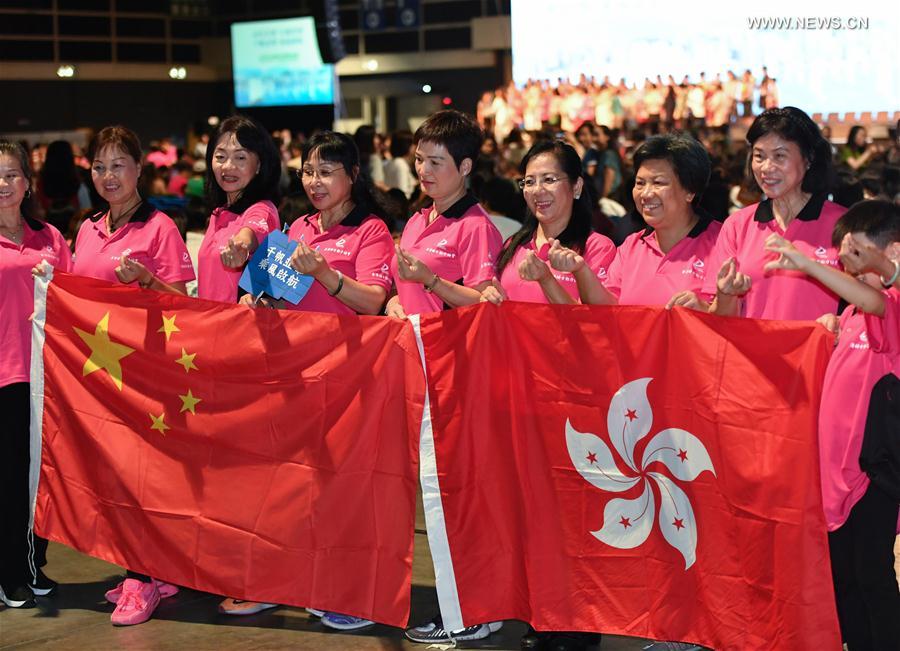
[819,289,900,531]
[284,206,393,315]
[1,218,73,387]
[607,216,722,305]
[393,194,502,315]
[198,200,280,303]
[702,195,846,320]
[499,232,615,303]
[73,203,195,285]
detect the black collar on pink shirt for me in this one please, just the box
[303,203,370,229]
[24,215,45,231]
[89,200,154,225]
[753,192,826,223]
[640,206,716,240]
[434,192,479,219]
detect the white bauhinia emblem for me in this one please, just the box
[566,378,715,569]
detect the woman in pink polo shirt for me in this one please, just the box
[72,126,193,626]
[389,110,503,645]
[706,107,845,320]
[549,133,721,316]
[386,109,503,321]
[479,139,615,307]
[73,126,195,295]
[229,132,394,623]
[478,138,614,651]
[0,141,72,609]
[198,115,281,303]
[543,133,719,651]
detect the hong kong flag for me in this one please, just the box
[29,272,422,627]
[410,302,841,650]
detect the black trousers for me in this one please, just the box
[828,481,900,650]
[0,382,48,589]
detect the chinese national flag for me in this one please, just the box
[411,302,841,650]
[30,272,422,627]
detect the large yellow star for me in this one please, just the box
[157,314,180,342]
[149,412,170,435]
[73,313,135,391]
[179,389,202,414]
[175,348,198,373]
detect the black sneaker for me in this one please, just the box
[404,614,502,643]
[29,568,58,597]
[0,584,37,608]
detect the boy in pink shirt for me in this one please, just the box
[764,200,900,650]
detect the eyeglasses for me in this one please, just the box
[298,167,346,181]
[517,175,563,191]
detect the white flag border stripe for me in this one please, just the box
[409,314,464,632]
[27,267,53,580]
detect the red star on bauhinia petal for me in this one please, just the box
[677,449,688,462]
[672,518,685,530]
[619,516,632,529]
[586,451,598,464]
[625,409,638,421]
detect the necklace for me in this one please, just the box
[107,196,143,233]
[0,219,24,244]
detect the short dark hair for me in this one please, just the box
[0,140,36,220]
[413,109,483,170]
[496,140,592,276]
[205,114,281,214]
[301,130,390,223]
[632,133,711,206]
[746,107,833,195]
[88,125,142,164]
[832,199,900,249]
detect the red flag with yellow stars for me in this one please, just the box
[29,271,423,626]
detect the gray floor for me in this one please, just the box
[1,497,654,651]
[4,502,897,650]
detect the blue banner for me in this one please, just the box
[239,230,314,305]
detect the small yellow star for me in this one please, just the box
[149,412,170,435]
[73,312,135,391]
[157,314,180,342]
[175,348,198,373]
[179,389,202,414]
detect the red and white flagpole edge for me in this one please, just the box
[408,314,464,633]
[27,266,52,580]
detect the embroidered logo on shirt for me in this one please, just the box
[850,330,870,351]
[815,246,828,258]
[372,263,391,282]
[426,240,456,258]
[335,238,347,249]
[682,258,706,278]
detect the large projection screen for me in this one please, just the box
[511,0,899,115]
[231,16,335,108]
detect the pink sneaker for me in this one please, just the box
[106,578,178,604]
[110,579,160,626]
